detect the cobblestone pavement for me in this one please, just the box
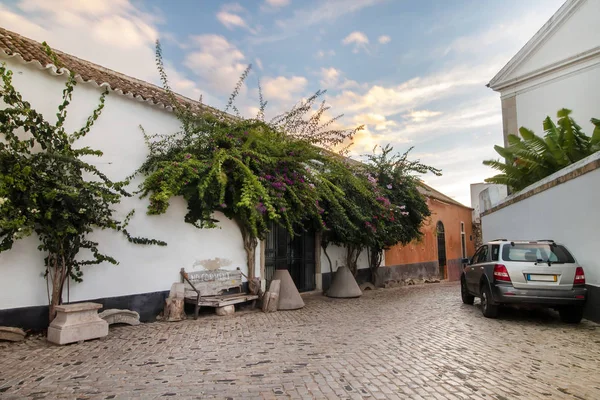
[1,282,600,400]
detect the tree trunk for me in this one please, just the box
[322,242,333,274]
[240,225,258,279]
[345,244,362,276]
[48,253,68,323]
[368,247,383,286]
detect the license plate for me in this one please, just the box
[527,274,557,282]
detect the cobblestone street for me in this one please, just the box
[1,282,599,400]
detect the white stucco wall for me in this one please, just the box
[320,245,372,276]
[514,63,600,136]
[0,58,259,310]
[481,153,600,287]
[512,0,600,79]
[470,183,508,222]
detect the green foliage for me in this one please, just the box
[483,109,600,191]
[0,47,164,318]
[138,41,440,280]
[320,145,439,276]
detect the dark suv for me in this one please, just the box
[460,240,587,323]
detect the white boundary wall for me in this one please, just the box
[0,57,369,310]
[481,152,600,287]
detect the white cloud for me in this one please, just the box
[378,35,391,44]
[318,67,362,90]
[221,3,245,13]
[342,31,369,53]
[353,113,397,131]
[319,67,340,88]
[404,110,442,123]
[251,0,383,44]
[262,75,307,101]
[217,11,256,34]
[265,0,291,8]
[0,0,183,90]
[331,62,501,117]
[184,34,248,95]
[315,49,336,59]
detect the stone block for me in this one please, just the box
[47,302,108,345]
[170,283,185,299]
[0,326,26,342]
[98,309,140,326]
[216,305,235,316]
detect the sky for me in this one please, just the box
[0,0,566,206]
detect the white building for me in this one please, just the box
[487,0,600,143]
[484,0,600,322]
[0,27,373,330]
[470,183,508,223]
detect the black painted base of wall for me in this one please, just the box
[0,282,252,333]
[584,284,600,323]
[0,290,170,332]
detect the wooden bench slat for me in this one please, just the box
[180,268,258,317]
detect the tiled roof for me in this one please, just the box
[418,183,471,209]
[0,26,221,114]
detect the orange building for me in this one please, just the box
[384,184,475,282]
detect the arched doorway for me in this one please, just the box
[436,221,446,279]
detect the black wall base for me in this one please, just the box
[584,284,600,323]
[0,290,170,332]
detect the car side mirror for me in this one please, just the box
[461,258,470,265]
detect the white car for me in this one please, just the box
[461,239,587,323]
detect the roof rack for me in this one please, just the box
[492,238,508,241]
[536,239,555,242]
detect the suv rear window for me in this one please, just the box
[502,243,575,263]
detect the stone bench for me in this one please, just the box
[47,302,108,345]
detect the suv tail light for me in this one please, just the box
[574,267,585,285]
[493,264,511,283]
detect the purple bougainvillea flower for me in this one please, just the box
[220,203,227,208]
[256,202,267,214]
[185,154,191,159]
[244,131,249,135]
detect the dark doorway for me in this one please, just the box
[265,224,316,292]
[436,221,447,279]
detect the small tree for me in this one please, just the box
[362,145,439,284]
[320,145,439,283]
[484,109,600,191]
[0,47,165,321]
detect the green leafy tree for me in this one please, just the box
[321,145,439,282]
[484,109,600,191]
[0,46,165,321]
[135,42,360,278]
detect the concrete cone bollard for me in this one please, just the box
[327,266,363,298]
[272,269,305,310]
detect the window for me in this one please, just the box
[460,222,466,258]
[475,246,489,264]
[471,246,488,265]
[502,243,575,263]
[491,245,500,261]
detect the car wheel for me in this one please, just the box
[461,276,474,305]
[559,306,584,324]
[480,283,499,318]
